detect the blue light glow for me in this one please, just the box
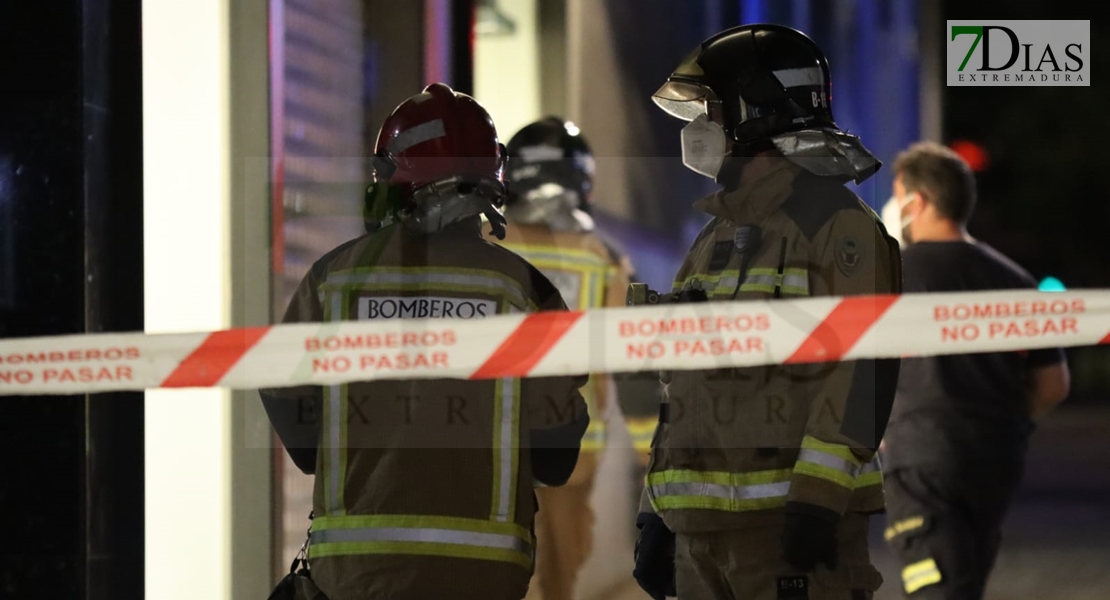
[741,0,767,24]
[1038,277,1066,292]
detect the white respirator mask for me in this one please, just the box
[881,193,920,247]
[680,114,729,180]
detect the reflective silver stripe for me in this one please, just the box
[859,456,882,474]
[781,273,809,293]
[324,290,345,515]
[386,119,446,155]
[742,274,777,287]
[711,276,739,293]
[494,376,516,522]
[327,383,343,514]
[325,271,530,309]
[773,67,824,88]
[310,527,531,554]
[740,273,808,294]
[515,144,564,161]
[650,480,790,501]
[797,448,860,477]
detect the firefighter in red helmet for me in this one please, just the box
[260,83,590,600]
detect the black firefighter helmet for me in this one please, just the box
[653,24,880,184]
[505,117,596,214]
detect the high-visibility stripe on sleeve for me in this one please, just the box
[626,418,657,453]
[794,436,862,489]
[647,469,792,512]
[903,558,943,594]
[854,455,884,489]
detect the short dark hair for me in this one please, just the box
[893,141,977,224]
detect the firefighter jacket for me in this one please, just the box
[260,217,590,600]
[496,222,634,461]
[644,157,902,534]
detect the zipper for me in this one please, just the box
[773,237,788,299]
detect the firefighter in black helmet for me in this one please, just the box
[631,24,902,600]
[493,118,648,600]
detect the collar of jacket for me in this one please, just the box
[694,157,803,223]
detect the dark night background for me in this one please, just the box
[942,0,1109,402]
[0,1,1106,598]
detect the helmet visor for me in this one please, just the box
[652,80,717,122]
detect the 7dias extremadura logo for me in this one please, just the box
[947,20,1090,87]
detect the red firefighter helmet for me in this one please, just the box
[372,83,507,207]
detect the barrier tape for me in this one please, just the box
[1,289,1107,396]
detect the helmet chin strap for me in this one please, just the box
[401,176,508,237]
[482,208,507,240]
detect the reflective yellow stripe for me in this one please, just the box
[322,289,350,516]
[647,469,792,512]
[499,243,609,310]
[313,514,529,535]
[884,516,925,541]
[676,267,809,297]
[801,436,862,464]
[795,436,862,489]
[903,558,942,593]
[309,540,532,568]
[500,244,610,451]
[855,456,884,489]
[497,244,608,266]
[626,418,657,453]
[580,431,606,451]
[672,270,741,296]
[490,377,519,521]
[310,515,533,569]
[491,305,522,523]
[739,268,810,296]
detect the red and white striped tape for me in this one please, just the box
[1,289,1107,396]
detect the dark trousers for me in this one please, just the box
[882,462,1024,599]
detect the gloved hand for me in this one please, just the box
[781,503,839,572]
[633,512,676,600]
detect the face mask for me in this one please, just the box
[881,194,919,247]
[681,114,728,180]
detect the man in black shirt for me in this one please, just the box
[879,142,1071,599]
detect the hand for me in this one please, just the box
[781,505,839,572]
[633,512,677,600]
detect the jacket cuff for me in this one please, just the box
[786,473,852,519]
